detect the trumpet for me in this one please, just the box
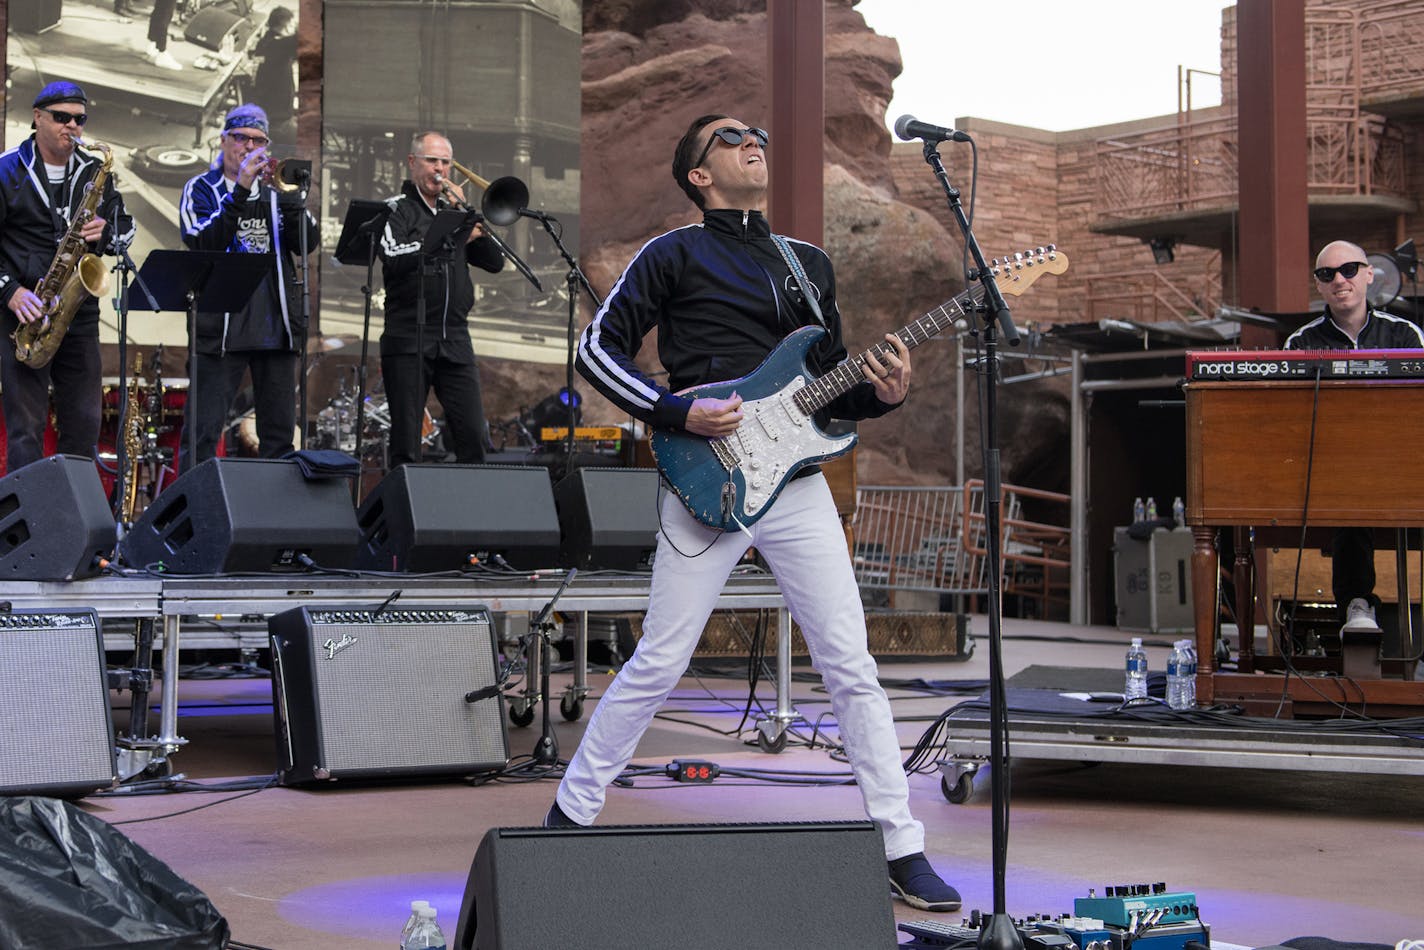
[436,160,528,227]
[260,156,305,193]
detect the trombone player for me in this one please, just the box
[178,103,318,469]
[377,131,504,467]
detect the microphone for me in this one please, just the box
[464,684,501,703]
[894,114,971,144]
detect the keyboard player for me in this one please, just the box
[1284,239,1424,633]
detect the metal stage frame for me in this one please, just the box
[4,571,793,775]
[934,697,1424,804]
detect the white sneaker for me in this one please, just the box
[1341,597,1379,632]
[148,48,182,70]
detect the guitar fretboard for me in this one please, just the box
[792,285,984,416]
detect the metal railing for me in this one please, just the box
[1095,2,1416,223]
[854,481,1072,619]
[1083,262,1224,324]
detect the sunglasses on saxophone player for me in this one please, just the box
[42,108,87,127]
[1312,261,1369,282]
[694,126,769,168]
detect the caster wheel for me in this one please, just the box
[559,694,583,721]
[142,757,174,780]
[941,772,974,804]
[509,704,535,727]
[756,728,788,754]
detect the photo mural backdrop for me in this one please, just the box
[4,0,580,464]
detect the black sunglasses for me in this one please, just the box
[694,126,769,168]
[43,108,87,127]
[1313,261,1369,282]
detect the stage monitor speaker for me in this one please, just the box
[0,611,117,797]
[9,0,63,33]
[553,467,659,571]
[454,821,894,950]
[183,5,249,51]
[118,458,359,574]
[355,465,560,573]
[269,605,509,785]
[0,455,115,581]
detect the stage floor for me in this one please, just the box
[21,616,1424,947]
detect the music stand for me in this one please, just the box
[134,249,272,470]
[334,199,391,500]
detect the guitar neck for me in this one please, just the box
[795,286,980,414]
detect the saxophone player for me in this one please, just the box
[0,82,133,475]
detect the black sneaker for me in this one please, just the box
[888,852,961,912]
[543,801,580,828]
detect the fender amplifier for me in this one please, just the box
[269,605,509,785]
[0,610,116,797]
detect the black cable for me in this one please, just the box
[104,772,279,824]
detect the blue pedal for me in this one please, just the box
[1074,889,1199,927]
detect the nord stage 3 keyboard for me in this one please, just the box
[1186,348,1424,380]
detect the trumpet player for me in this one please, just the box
[0,81,133,474]
[377,131,504,468]
[178,103,318,469]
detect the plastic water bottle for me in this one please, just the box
[1166,640,1190,710]
[1145,497,1158,521]
[1182,639,1198,707]
[403,906,447,950]
[400,900,431,949]
[1133,497,1146,523]
[1124,637,1149,701]
[1172,496,1186,528]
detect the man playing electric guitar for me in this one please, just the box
[549,113,961,912]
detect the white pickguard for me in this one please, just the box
[715,376,855,517]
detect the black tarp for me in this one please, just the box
[0,797,229,949]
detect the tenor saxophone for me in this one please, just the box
[12,140,114,368]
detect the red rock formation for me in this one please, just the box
[571,0,1068,488]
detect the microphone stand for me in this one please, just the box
[109,232,160,525]
[109,229,135,524]
[917,137,1023,950]
[291,167,313,450]
[353,216,383,499]
[526,210,601,478]
[527,567,577,767]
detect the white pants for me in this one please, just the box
[556,473,926,860]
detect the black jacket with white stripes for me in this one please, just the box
[1284,307,1424,350]
[576,208,896,432]
[0,136,131,336]
[378,180,504,359]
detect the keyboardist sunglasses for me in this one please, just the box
[1312,261,1369,282]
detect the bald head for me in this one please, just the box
[1316,240,1367,269]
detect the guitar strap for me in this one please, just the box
[770,234,827,329]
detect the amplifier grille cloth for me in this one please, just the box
[0,615,113,791]
[308,617,505,772]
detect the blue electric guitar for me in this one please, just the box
[649,245,1069,530]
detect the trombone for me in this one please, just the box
[436,160,528,227]
[435,163,542,290]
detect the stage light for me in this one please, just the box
[522,387,581,435]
